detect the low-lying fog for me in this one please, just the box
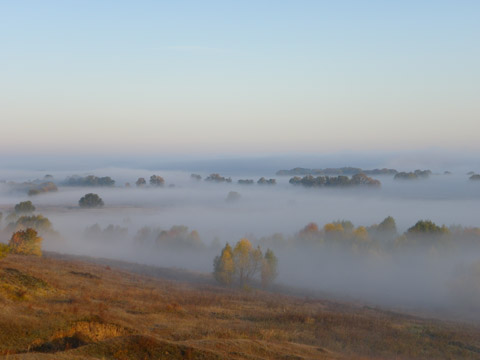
[1,167,480,321]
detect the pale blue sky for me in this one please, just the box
[1,1,479,155]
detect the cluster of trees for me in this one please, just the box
[213,239,278,288]
[79,193,104,208]
[28,182,58,196]
[1,202,58,243]
[257,177,276,185]
[149,175,165,186]
[65,175,115,187]
[1,176,58,196]
[394,170,432,180]
[6,214,53,234]
[237,178,276,185]
[84,224,128,242]
[191,174,202,181]
[14,201,35,214]
[289,173,381,188]
[134,225,205,251]
[135,175,166,187]
[205,173,232,183]
[470,174,480,181]
[277,167,398,176]
[255,216,480,255]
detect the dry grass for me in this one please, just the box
[0,253,479,359]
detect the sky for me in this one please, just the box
[1,1,479,156]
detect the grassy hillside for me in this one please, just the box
[0,253,479,359]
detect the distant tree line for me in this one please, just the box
[289,173,380,188]
[134,225,205,251]
[1,180,58,197]
[394,170,432,180]
[28,182,58,196]
[238,179,254,185]
[277,167,398,176]
[65,175,115,187]
[257,177,276,185]
[205,173,232,183]
[255,216,480,256]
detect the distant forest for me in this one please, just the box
[276,167,398,176]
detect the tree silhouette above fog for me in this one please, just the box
[289,173,380,187]
[149,175,165,187]
[65,175,115,187]
[79,193,104,208]
[205,173,232,183]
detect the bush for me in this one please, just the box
[8,228,43,256]
[79,193,104,208]
[0,243,10,259]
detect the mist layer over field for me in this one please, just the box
[1,167,480,320]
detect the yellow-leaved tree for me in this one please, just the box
[9,228,43,256]
[213,243,235,285]
[214,238,275,287]
[233,238,262,286]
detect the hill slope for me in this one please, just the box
[0,254,479,359]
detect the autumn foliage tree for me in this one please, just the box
[213,243,235,285]
[8,228,43,256]
[214,239,278,287]
[233,239,263,285]
[0,244,9,260]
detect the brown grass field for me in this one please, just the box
[0,253,479,359]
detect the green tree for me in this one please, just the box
[407,220,448,235]
[378,216,397,234]
[14,201,35,214]
[79,193,104,208]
